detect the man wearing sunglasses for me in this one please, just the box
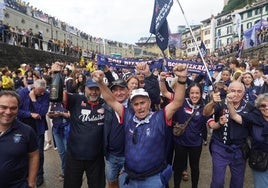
[92,63,187,188]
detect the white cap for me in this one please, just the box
[130,88,149,101]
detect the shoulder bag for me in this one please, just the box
[173,110,197,137]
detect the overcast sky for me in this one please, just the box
[24,0,224,44]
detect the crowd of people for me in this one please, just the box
[1,0,130,59]
[0,54,268,188]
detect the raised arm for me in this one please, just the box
[203,91,221,116]
[165,64,187,120]
[91,70,124,118]
[159,72,173,100]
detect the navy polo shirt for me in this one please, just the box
[0,119,38,187]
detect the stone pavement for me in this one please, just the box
[40,137,254,188]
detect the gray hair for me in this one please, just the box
[33,79,47,89]
[228,81,245,92]
[255,93,268,108]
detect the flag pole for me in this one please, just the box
[176,0,214,86]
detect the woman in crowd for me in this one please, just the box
[23,69,34,87]
[173,83,210,188]
[160,75,210,188]
[76,73,86,95]
[215,68,231,99]
[47,103,70,182]
[126,75,139,94]
[227,93,268,188]
[239,71,261,103]
[65,70,79,93]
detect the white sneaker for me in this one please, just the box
[44,143,52,151]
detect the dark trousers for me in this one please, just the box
[64,152,105,188]
[173,143,202,188]
[37,134,45,177]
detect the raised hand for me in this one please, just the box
[173,64,187,82]
[91,70,105,83]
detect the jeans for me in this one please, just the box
[119,172,164,188]
[64,152,105,188]
[253,169,268,188]
[105,153,125,182]
[52,127,67,175]
[37,134,44,177]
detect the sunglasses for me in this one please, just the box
[259,104,268,108]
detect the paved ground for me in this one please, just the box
[40,136,254,188]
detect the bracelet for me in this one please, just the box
[177,80,186,85]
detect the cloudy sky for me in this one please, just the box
[24,0,224,44]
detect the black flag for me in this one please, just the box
[150,0,173,51]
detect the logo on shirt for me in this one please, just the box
[13,134,22,143]
[146,128,151,137]
[79,108,104,123]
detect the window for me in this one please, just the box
[247,10,252,18]
[227,26,233,34]
[217,29,221,37]
[247,22,252,29]
[227,37,232,45]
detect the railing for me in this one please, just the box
[0,29,82,58]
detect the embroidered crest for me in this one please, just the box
[13,134,22,143]
[146,128,151,136]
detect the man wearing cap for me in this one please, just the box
[104,79,129,188]
[92,64,187,188]
[63,78,106,188]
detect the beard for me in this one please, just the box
[87,95,99,102]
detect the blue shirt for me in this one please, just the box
[173,99,210,146]
[123,108,170,173]
[241,109,268,152]
[17,87,50,136]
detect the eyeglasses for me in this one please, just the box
[259,104,268,108]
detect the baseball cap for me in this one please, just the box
[130,88,149,101]
[110,79,127,90]
[85,78,99,88]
